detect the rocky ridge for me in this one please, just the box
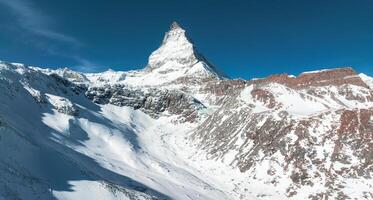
[190,68,373,199]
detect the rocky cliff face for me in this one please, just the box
[86,85,205,122]
[190,68,373,199]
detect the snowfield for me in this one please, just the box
[0,68,225,199]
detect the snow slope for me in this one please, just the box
[0,62,229,200]
[360,73,373,89]
[3,60,372,200]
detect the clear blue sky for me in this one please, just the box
[0,0,372,79]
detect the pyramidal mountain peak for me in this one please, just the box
[146,22,223,83]
[148,21,195,66]
[32,22,225,87]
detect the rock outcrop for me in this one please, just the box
[86,85,205,122]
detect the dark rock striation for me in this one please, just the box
[86,85,205,122]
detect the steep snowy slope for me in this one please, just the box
[360,73,373,89]
[0,62,228,200]
[4,64,372,200]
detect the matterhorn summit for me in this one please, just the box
[145,21,223,84]
[148,21,198,68]
[35,22,224,87]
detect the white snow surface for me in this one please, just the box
[0,62,229,200]
[239,82,373,118]
[360,73,373,89]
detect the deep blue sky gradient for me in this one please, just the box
[0,0,372,79]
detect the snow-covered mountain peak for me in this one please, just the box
[148,22,193,67]
[27,22,225,87]
[161,21,189,45]
[145,22,223,83]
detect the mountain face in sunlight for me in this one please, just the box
[0,23,372,200]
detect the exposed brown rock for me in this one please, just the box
[338,110,358,134]
[251,67,369,89]
[251,88,277,108]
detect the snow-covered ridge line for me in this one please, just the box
[299,67,353,74]
[248,67,369,89]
